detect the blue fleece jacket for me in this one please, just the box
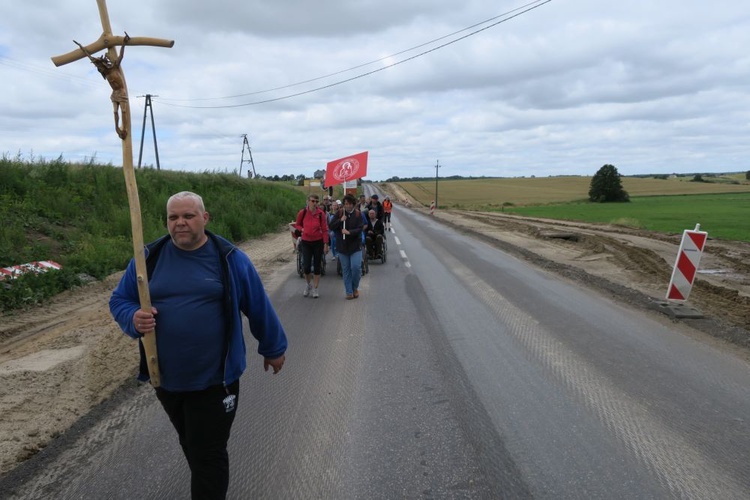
[109,231,288,388]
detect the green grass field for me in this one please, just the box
[390,175,750,242]
[502,193,750,241]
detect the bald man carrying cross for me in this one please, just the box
[52,0,173,388]
[53,6,289,499]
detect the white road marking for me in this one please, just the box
[399,249,411,268]
[394,236,401,245]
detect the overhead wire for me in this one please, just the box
[159,0,550,103]
[0,55,103,89]
[158,0,552,109]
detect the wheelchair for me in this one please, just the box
[366,231,387,264]
[336,247,369,276]
[335,227,371,277]
[296,237,326,277]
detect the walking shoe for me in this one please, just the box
[303,282,312,297]
[346,294,354,300]
[312,288,319,299]
[353,289,359,298]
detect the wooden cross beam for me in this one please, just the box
[51,0,175,388]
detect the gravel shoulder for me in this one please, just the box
[1,202,749,478]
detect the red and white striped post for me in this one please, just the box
[430,200,436,215]
[0,260,63,281]
[666,224,708,302]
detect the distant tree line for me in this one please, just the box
[386,169,748,191]
[257,173,307,184]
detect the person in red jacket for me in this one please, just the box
[293,194,329,298]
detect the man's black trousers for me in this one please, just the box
[156,380,240,500]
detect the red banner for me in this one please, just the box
[325,151,368,187]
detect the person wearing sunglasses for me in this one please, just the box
[293,194,329,298]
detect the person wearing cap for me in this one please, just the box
[382,196,393,231]
[357,194,369,214]
[367,194,384,222]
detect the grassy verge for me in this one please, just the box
[499,192,750,241]
[0,154,306,312]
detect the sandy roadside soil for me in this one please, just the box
[0,230,295,476]
[1,200,749,477]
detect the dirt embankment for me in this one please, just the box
[1,198,749,478]
[0,230,295,477]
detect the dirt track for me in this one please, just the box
[1,201,749,477]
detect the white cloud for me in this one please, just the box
[1,0,750,180]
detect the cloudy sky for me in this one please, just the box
[1,0,749,181]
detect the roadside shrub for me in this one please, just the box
[0,158,306,312]
[0,269,81,313]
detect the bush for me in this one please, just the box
[588,164,630,203]
[0,269,81,313]
[0,156,307,311]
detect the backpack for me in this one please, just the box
[298,207,325,235]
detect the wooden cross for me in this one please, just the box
[52,0,174,388]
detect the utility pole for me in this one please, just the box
[239,134,257,178]
[137,94,161,170]
[435,159,441,210]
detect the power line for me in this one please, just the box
[0,55,103,89]
[158,0,550,103]
[158,0,551,109]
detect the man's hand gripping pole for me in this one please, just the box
[51,0,174,387]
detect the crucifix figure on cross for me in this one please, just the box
[74,32,130,139]
[51,0,174,387]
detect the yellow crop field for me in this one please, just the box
[391,175,750,207]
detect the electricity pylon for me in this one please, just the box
[240,134,257,178]
[137,94,161,170]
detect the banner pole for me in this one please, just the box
[342,174,347,240]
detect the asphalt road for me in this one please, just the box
[3,199,749,499]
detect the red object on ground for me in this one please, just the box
[666,227,707,301]
[0,260,63,281]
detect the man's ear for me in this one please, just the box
[203,211,210,224]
